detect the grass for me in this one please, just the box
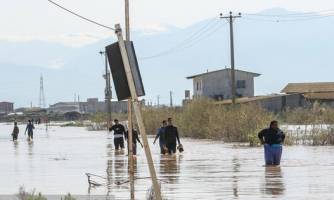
[142,98,273,145]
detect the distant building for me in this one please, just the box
[186,68,260,100]
[48,98,128,114]
[0,102,14,114]
[281,82,334,106]
[217,94,305,113]
[48,102,80,114]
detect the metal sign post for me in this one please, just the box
[114,23,162,200]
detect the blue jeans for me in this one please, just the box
[264,144,282,165]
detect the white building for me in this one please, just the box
[187,68,260,100]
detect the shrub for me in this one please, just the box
[142,98,273,144]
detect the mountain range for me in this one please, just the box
[1,8,334,107]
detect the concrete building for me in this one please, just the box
[281,82,334,106]
[187,68,260,100]
[48,98,128,114]
[218,94,306,113]
[0,102,14,114]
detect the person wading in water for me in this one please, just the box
[125,127,143,156]
[11,122,19,141]
[258,121,285,166]
[153,120,167,154]
[25,120,35,141]
[109,119,126,151]
[164,118,181,155]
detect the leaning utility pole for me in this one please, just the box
[115,24,162,200]
[100,51,112,128]
[170,91,173,107]
[220,11,241,105]
[124,1,135,200]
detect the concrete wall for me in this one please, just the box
[193,70,256,100]
[250,94,305,113]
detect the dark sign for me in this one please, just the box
[106,41,145,101]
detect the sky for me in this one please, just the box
[1,0,334,46]
[1,0,334,107]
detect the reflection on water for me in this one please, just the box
[232,157,240,198]
[262,166,285,197]
[28,141,34,157]
[1,124,334,199]
[159,155,181,185]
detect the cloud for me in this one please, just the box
[0,32,113,47]
[47,59,65,69]
[133,23,172,36]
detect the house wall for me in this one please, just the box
[193,70,256,100]
[249,94,305,113]
[0,102,14,114]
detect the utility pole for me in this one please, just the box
[170,91,173,107]
[115,23,162,200]
[124,1,135,200]
[157,95,160,108]
[100,51,112,128]
[39,75,46,108]
[220,11,241,105]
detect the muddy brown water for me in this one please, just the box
[1,123,334,199]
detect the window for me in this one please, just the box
[196,80,202,91]
[237,80,246,89]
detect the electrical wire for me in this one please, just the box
[139,19,224,60]
[242,14,334,22]
[244,9,334,17]
[243,9,334,22]
[47,0,115,30]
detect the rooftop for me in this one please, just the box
[186,68,261,79]
[281,82,334,94]
[303,92,334,100]
[215,94,294,105]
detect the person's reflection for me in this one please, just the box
[13,140,19,156]
[28,141,34,157]
[159,155,181,184]
[232,157,240,198]
[114,150,126,186]
[262,166,285,196]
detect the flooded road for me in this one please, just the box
[1,123,334,199]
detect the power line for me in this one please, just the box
[244,9,334,17]
[47,0,115,30]
[140,19,225,60]
[242,14,334,22]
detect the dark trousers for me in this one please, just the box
[12,134,18,141]
[166,143,176,155]
[28,131,33,139]
[114,137,124,150]
[264,144,282,165]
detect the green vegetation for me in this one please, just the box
[61,193,76,200]
[17,186,47,200]
[143,98,272,145]
[142,99,334,146]
[281,102,334,145]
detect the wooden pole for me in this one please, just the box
[124,1,135,199]
[115,24,162,200]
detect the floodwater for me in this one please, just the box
[1,123,334,200]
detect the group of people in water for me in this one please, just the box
[109,117,183,156]
[9,117,285,166]
[10,120,37,142]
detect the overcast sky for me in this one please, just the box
[1,0,334,46]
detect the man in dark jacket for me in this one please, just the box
[25,120,35,141]
[258,120,285,166]
[164,118,181,155]
[12,122,19,141]
[153,120,167,154]
[109,119,126,150]
[125,128,143,155]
